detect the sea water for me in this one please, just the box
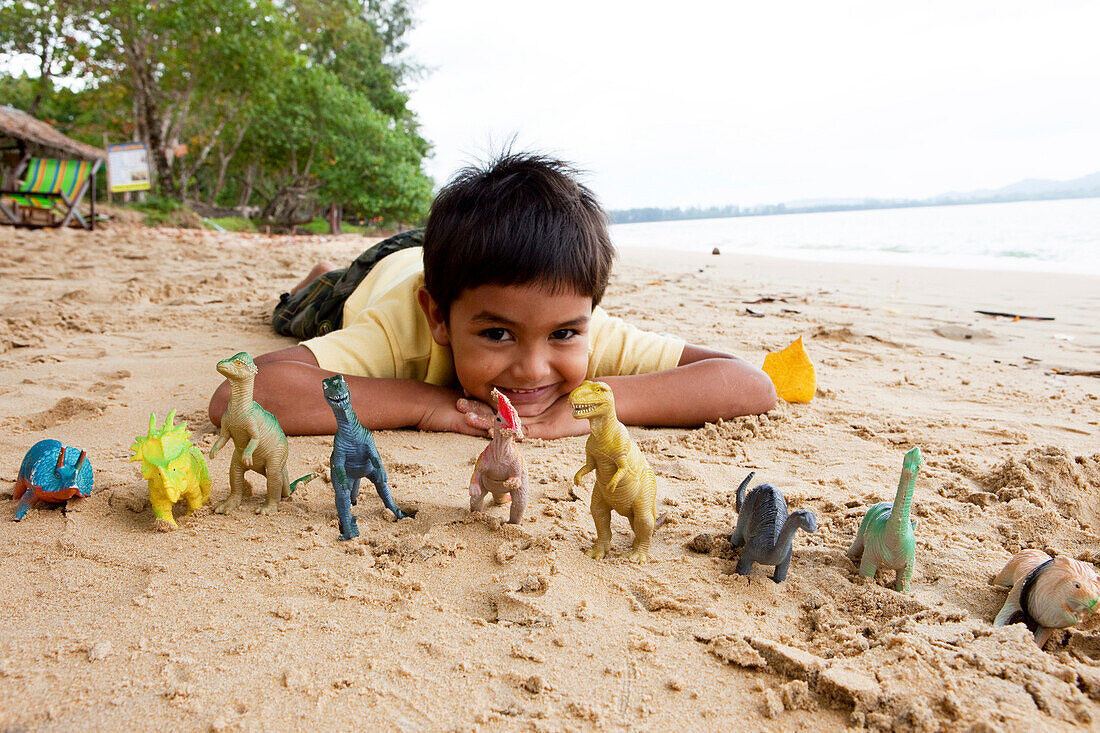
[609,197,1100,276]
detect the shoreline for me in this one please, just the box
[610,196,1100,277]
[609,191,1100,226]
[615,240,1100,277]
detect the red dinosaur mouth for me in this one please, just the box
[491,389,522,431]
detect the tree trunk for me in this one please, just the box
[209,123,249,205]
[327,203,342,234]
[178,97,244,202]
[124,33,176,197]
[237,162,258,207]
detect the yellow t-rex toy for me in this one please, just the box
[570,380,660,562]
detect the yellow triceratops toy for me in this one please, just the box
[130,411,212,531]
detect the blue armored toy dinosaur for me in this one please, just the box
[322,374,410,540]
[13,439,94,520]
[730,472,818,582]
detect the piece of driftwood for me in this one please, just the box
[975,310,1055,321]
[1052,369,1100,378]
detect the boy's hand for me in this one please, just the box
[456,397,495,432]
[521,395,590,439]
[417,390,489,437]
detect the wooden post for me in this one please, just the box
[103,134,112,206]
[328,203,342,235]
[90,161,98,230]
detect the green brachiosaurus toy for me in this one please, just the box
[847,446,922,592]
[570,380,661,562]
[211,352,315,515]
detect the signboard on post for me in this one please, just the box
[107,142,152,192]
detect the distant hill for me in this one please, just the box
[938,171,1100,202]
[609,172,1100,225]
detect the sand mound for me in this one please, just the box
[958,447,1100,529]
[678,410,791,457]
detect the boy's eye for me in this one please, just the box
[550,328,580,340]
[480,328,511,342]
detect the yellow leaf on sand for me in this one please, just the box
[762,336,816,403]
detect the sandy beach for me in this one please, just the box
[1,220,1099,732]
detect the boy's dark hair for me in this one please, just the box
[422,152,615,318]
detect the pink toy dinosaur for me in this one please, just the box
[468,389,528,524]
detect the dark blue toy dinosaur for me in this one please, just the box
[729,472,818,582]
[322,375,410,540]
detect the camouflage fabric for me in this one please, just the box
[272,229,424,339]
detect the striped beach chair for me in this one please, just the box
[0,158,96,229]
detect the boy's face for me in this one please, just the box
[418,283,592,418]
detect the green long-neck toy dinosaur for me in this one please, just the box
[846,446,922,592]
[210,352,314,516]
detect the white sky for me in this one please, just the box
[404,1,1100,209]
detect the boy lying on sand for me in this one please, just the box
[208,153,775,439]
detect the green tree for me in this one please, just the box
[80,0,290,196]
[1,0,433,226]
[290,0,419,121]
[0,0,95,115]
[247,61,430,230]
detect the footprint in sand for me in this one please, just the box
[88,382,125,397]
[174,408,215,434]
[933,325,994,341]
[63,346,109,360]
[89,368,132,398]
[21,397,107,431]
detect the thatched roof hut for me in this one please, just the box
[1,107,107,229]
[0,105,106,162]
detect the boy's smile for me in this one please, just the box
[418,283,592,419]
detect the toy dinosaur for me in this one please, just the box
[847,446,922,592]
[211,352,315,515]
[13,439,94,520]
[130,411,212,531]
[322,374,410,540]
[993,549,1100,647]
[468,388,529,525]
[730,472,818,582]
[570,380,660,562]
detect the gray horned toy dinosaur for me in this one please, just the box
[730,472,818,582]
[210,352,315,515]
[322,374,410,540]
[846,446,921,592]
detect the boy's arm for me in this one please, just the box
[492,343,777,440]
[207,345,488,437]
[605,343,776,426]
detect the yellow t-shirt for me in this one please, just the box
[302,247,684,385]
